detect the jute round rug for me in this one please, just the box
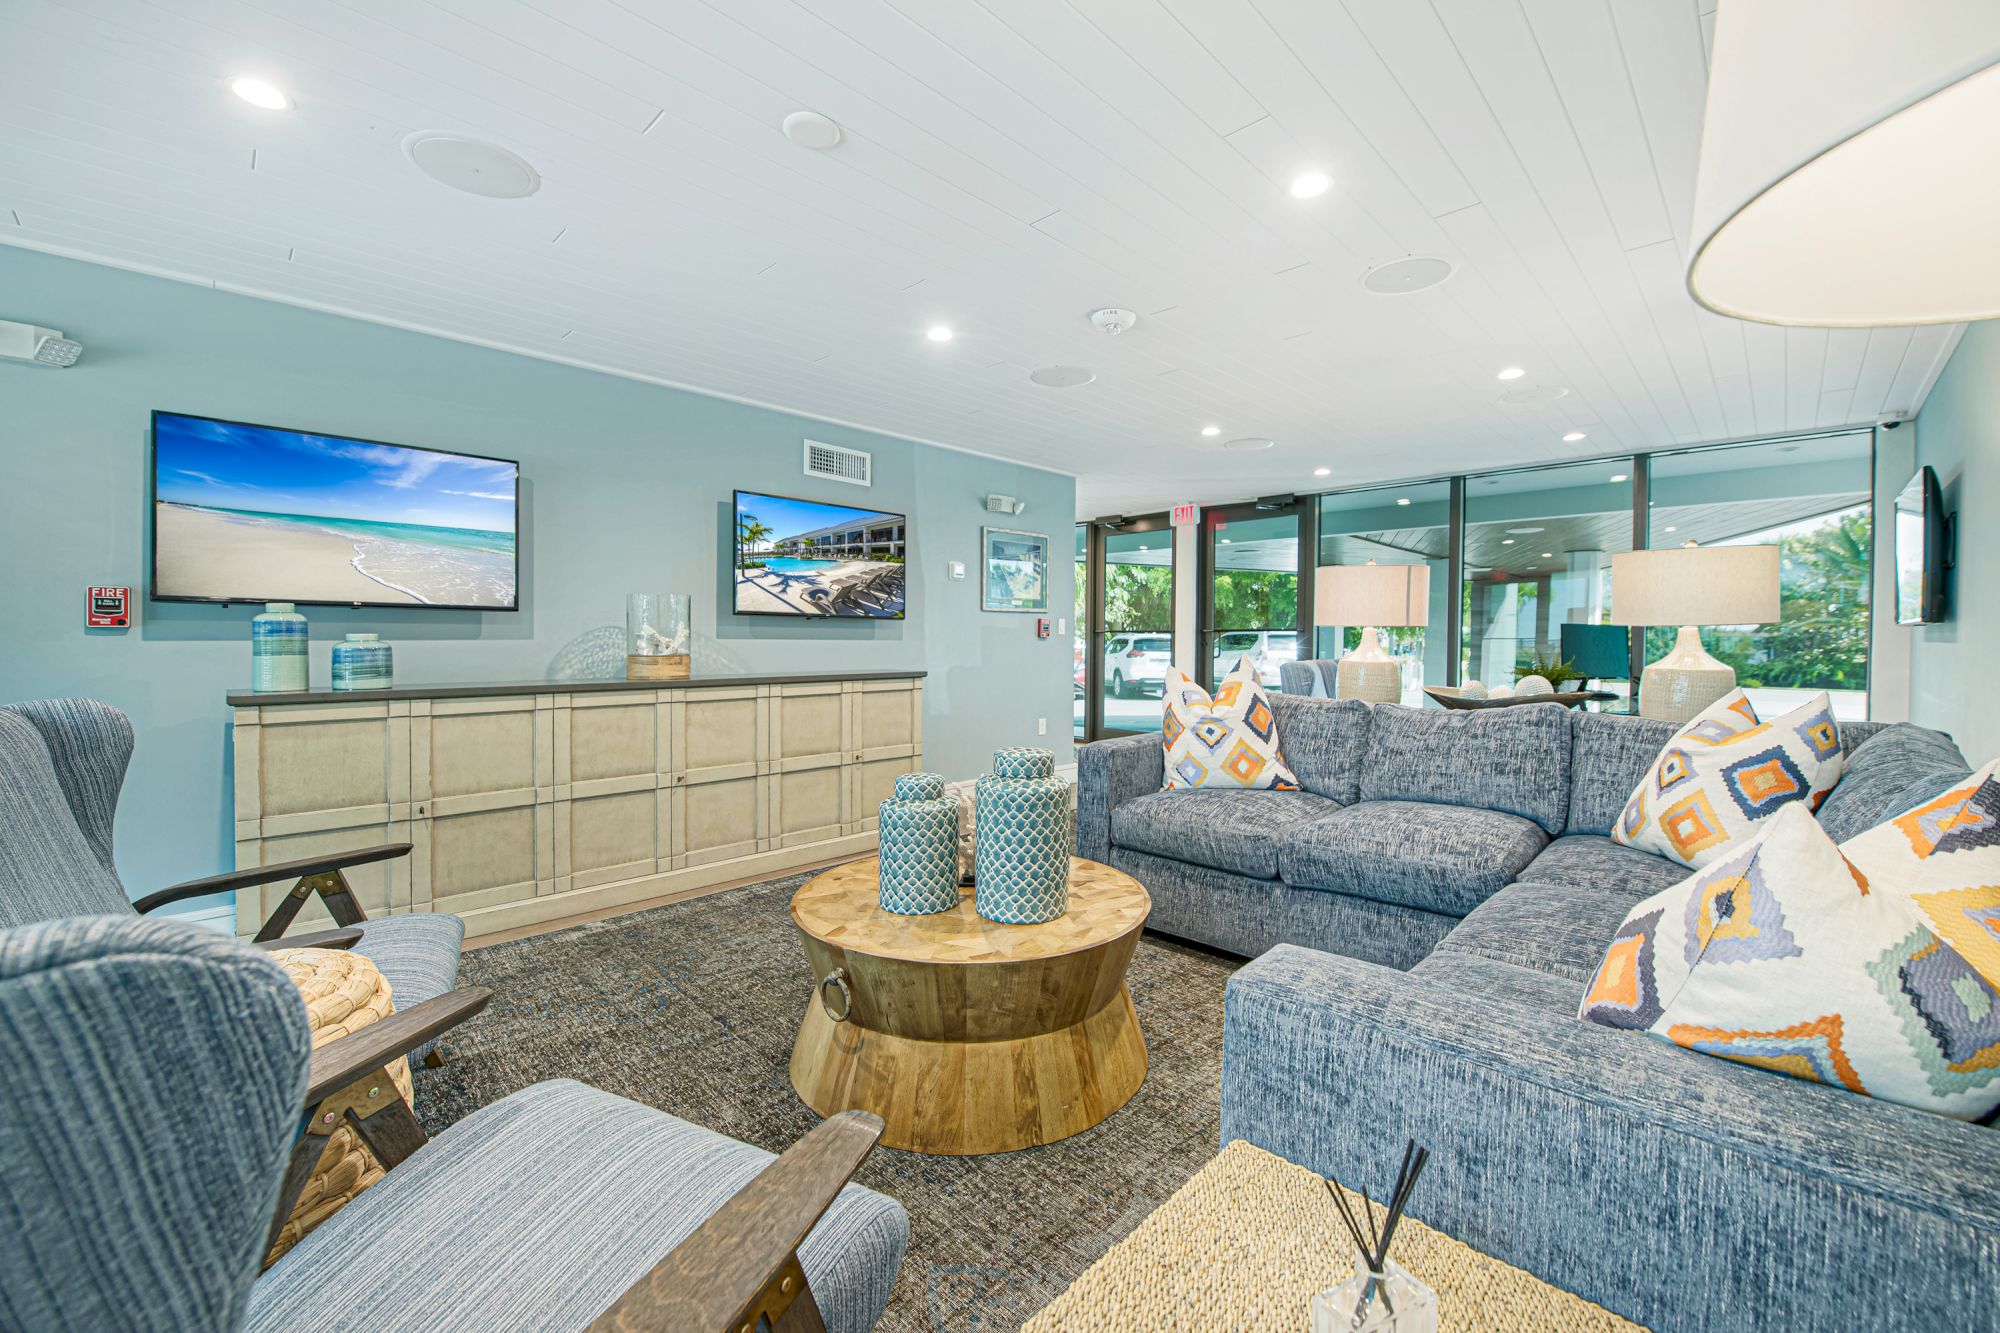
[412,869,1238,1331]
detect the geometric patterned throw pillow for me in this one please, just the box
[1580,783,2000,1120]
[1610,688,1843,871]
[1161,656,1300,792]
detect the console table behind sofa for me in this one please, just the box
[227,671,924,939]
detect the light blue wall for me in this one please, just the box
[0,246,1074,900]
[1910,319,1999,762]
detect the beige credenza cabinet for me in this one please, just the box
[228,671,923,939]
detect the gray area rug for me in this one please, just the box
[412,869,1239,1331]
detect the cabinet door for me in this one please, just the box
[670,687,762,865]
[766,682,849,848]
[232,701,413,933]
[845,680,922,834]
[412,696,553,916]
[560,692,669,892]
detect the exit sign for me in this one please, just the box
[1170,503,1201,527]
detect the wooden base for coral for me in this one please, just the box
[788,856,1150,1155]
[625,654,691,680]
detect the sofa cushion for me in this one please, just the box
[1816,723,1971,844]
[1110,788,1341,880]
[1163,659,1301,792]
[1359,703,1572,834]
[1570,711,1889,837]
[1432,879,1650,984]
[1410,948,1586,1017]
[1277,800,1549,917]
[1611,689,1844,870]
[1270,695,1373,805]
[1520,835,1690,899]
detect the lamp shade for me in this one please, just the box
[1610,545,1781,627]
[1689,0,2000,326]
[1315,563,1428,628]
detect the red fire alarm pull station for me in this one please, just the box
[88,586,131,628]
[1037,617,1051,639]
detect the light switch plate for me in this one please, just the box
[947,560,966,580]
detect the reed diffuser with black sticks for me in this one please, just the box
[1308,1140,1437,1333]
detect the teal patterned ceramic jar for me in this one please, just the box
[974,748,1071,924]
[331,633,394,692]
[877,770,959,915]
[250,602,309,693]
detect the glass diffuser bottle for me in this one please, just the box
[626,593,691,681]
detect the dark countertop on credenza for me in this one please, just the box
[227,669,926,706]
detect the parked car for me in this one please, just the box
[1073,643,1086,699]
[1104,634,1172,698]
[1212,630,1299,687]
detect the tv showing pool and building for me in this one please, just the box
[151,410,519,610]
[733,490,907,619]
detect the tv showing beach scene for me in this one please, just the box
[734,490,907,618]
[152,411,518,609]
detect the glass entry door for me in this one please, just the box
[1083,514,1174,738]
[1198,502,1309,692]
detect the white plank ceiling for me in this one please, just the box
[0,0,1965,517]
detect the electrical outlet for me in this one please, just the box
[1037,718,1047,735]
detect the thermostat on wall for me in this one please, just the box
[947,560,966,581]
[87,586,130,628]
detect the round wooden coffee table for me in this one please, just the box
[788,856,1150,1155]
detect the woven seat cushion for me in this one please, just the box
[1278,801,1549,917]
[247,1079,907,1333]
[1432,880,1652,985]
[1111,788,1341,880]
[1519,835,1691,899]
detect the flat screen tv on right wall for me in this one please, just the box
[733,489,907,619]
[1894,464,1950,625]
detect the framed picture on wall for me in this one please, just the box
[982,527,1051,613]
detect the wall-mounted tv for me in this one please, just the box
[151,410,519,610]
[1894,463,1949,625]
[733,489,906,618]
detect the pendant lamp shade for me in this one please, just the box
[1689,0,2000,327]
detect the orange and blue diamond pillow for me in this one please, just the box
[1161,657,1300,793]
[1611,689,1843,869]
[1582,767,2000,1120]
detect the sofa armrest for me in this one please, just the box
[1222,945,1998,1332]
[1075,733,1164,862]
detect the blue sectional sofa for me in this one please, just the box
[1077,698,1995,1333]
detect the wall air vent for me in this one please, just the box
[804,439,872,487]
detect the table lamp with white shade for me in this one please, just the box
[1609,542,1781,724]
[1315,562,1429,704]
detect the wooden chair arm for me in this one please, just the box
[586,1111,885,1333]
[254,927,364,953]
[304,987,491,1105]
[132,843,411,915]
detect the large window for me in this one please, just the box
[1645,434,1872,720]
[1073,524,1088,739]
[1203,504,1306,691]
[1098,522,1174,736]
[1461,460,1634,704]
[1316,481,1451,704]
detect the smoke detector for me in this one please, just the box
[1089,308,1138,335]
[0,320,82,368]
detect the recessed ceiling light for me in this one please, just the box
[1220,538,1233,544]
[1502,538,1515,545]
[1541,552,1555,558]
[1138,544,1150,551]
[1201,425,1221,437]
[1610,473,1629,483]
[1665,525,1678,533]
[1362,256,1453,295]
[926,325,954,343]
[1029,365,1094,388]
[1396,497,1411,506]
[1505,526,1544,535]
[1562,431,1587,442]
[1224,437,1275,452]
[1496,366,1526,381]
[1290,170,1332,199]
[404,133,540,198]
[781,110,842,150]
[230,77,291,111]
[1313,467,1331,477]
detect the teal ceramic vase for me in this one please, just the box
[331,633,394,692]
[973,747,1071,924]
[876,770,959,915]
[250,602,309,693]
